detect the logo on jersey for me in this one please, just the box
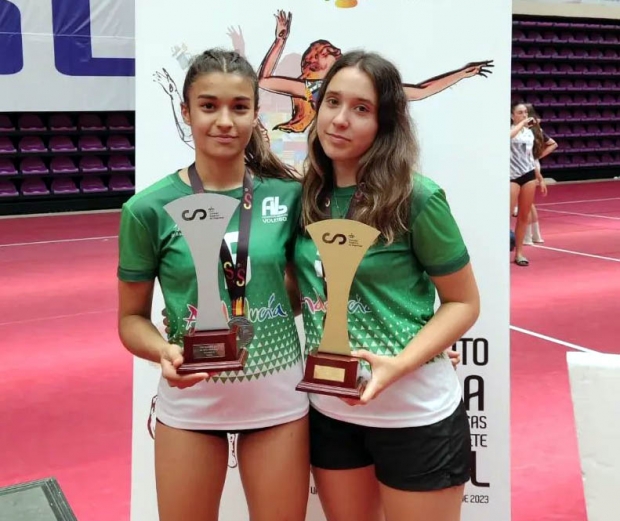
[261,196,288,223]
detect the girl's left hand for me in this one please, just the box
[346,350,406,405]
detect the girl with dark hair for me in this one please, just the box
[510,102,547,266]
[117,49,310,521]
[294,50,480,521]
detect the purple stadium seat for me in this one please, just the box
[572,155,587,166]
[541,108,556,121]
[20,157,48,175]
[80,176,108,193]
[79,156,107,173]
[585,109,600,120]
[589,64,603,74]
[19,136,46,153]
[106,113,134,131]
[588,94,603,105]
[556,155,571,167]
[589,49,604,60]
[573,64,588,74]
[541,47,558,58]
[0,137,16,154]
[586,154,601,166]
[603,34,619,44]
[21,177,49,196]
[511,78,525,90]
[527,30,543,41]
[603,49,618,59]
[526,63,541,73]
[0,115,14,133]
[527,94,542,105]
[0,158,17,176]
[78,113,106,131]
[557,124,573,137]
[49,135,77,153]
[586,139,601,150]
[543,79,559,90]
[559,32,572,42]
[50,157,78,174]
[573,94,588,105]
[513,46,525,57]
[587,79,603,90]
[18,114,45,132]
[572,139,586,152]
[108,155,134,172]
[559,48,575,59]
[0,179,18,197]
[524,47,541,57]
[51,177,79,195]
[49,114,76,132]
[600,123,615,134]
[107,135,134,151]
[602,80,616,90]
[513,28,525,40]
[600,138,614,149]
[573,124,588,136]
[600,153,614,166]
[109,174,135,192]
[558,108,574,120]
[79,135,106,152]
[603,64,617,74]
[513,63,526,74]
[556,64,573,75]
[543,94,560,105]
[525,78,542,89]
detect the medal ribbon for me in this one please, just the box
[188,163,253,319]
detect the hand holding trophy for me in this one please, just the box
[296,219,380,399]
[163,164,255,374]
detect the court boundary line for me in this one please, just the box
[0,236,118,248]
[537,197,620,206]
[510,326,602,354]
[537,208,620,221]
[532,244,620,263]
[0,309,117,328]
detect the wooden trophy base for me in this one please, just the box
[178,328,248,374]
[296,352,365,399]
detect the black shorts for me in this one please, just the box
[156,419,268,439]
[309,402,471,492]
[511,169,536,187]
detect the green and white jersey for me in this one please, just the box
[294,174,469,428]
[118,171,308,430]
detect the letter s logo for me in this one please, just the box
[322,233,347,245]
[182,209,207,221]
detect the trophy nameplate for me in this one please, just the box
[164,193,249,374]
[296,219,380,398]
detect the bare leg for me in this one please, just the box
[380,483,465,521]
[313,465,384,521]
[514,180,537,263]
[238,416,310,521]
[155,422,229,521]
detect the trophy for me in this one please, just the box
[164,193,249,374]
[296,219,380,398]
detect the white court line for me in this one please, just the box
[536,208,620,221]
[537,197,620,206]
[533,244,620,263]
[0,235,117,248]
[510,326,602,354]
[0,309,117,328]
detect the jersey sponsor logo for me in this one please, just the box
[261,196,288,223]
[302,290,371,316]
[183,293,287,332]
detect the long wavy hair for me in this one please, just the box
[524,103,546,160]
[301,50,419,244]
[274,40,342,134]
[182,49,297,180]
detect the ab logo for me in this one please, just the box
[261,197,288,223]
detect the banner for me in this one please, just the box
[133,1,512,520]
[0,0,135,112]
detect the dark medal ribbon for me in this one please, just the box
[188,163,255,347]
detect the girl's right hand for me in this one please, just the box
[160,343,209,389]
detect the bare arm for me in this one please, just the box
[403,60,494,101]
[118,280,209,387]
[153,68,193,145]
[539,138,558,159]
[118,280,169,363]
[510,118,533,139]
[257,10,306,99]
[395,263,480,373]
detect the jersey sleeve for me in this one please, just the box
[410,188,470,277]
[117,203,158,282]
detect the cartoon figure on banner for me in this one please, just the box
[259,10,494,133]
[153,27,271,149]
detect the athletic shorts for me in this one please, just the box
[309,401,471,492]
[511,169,536,187]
